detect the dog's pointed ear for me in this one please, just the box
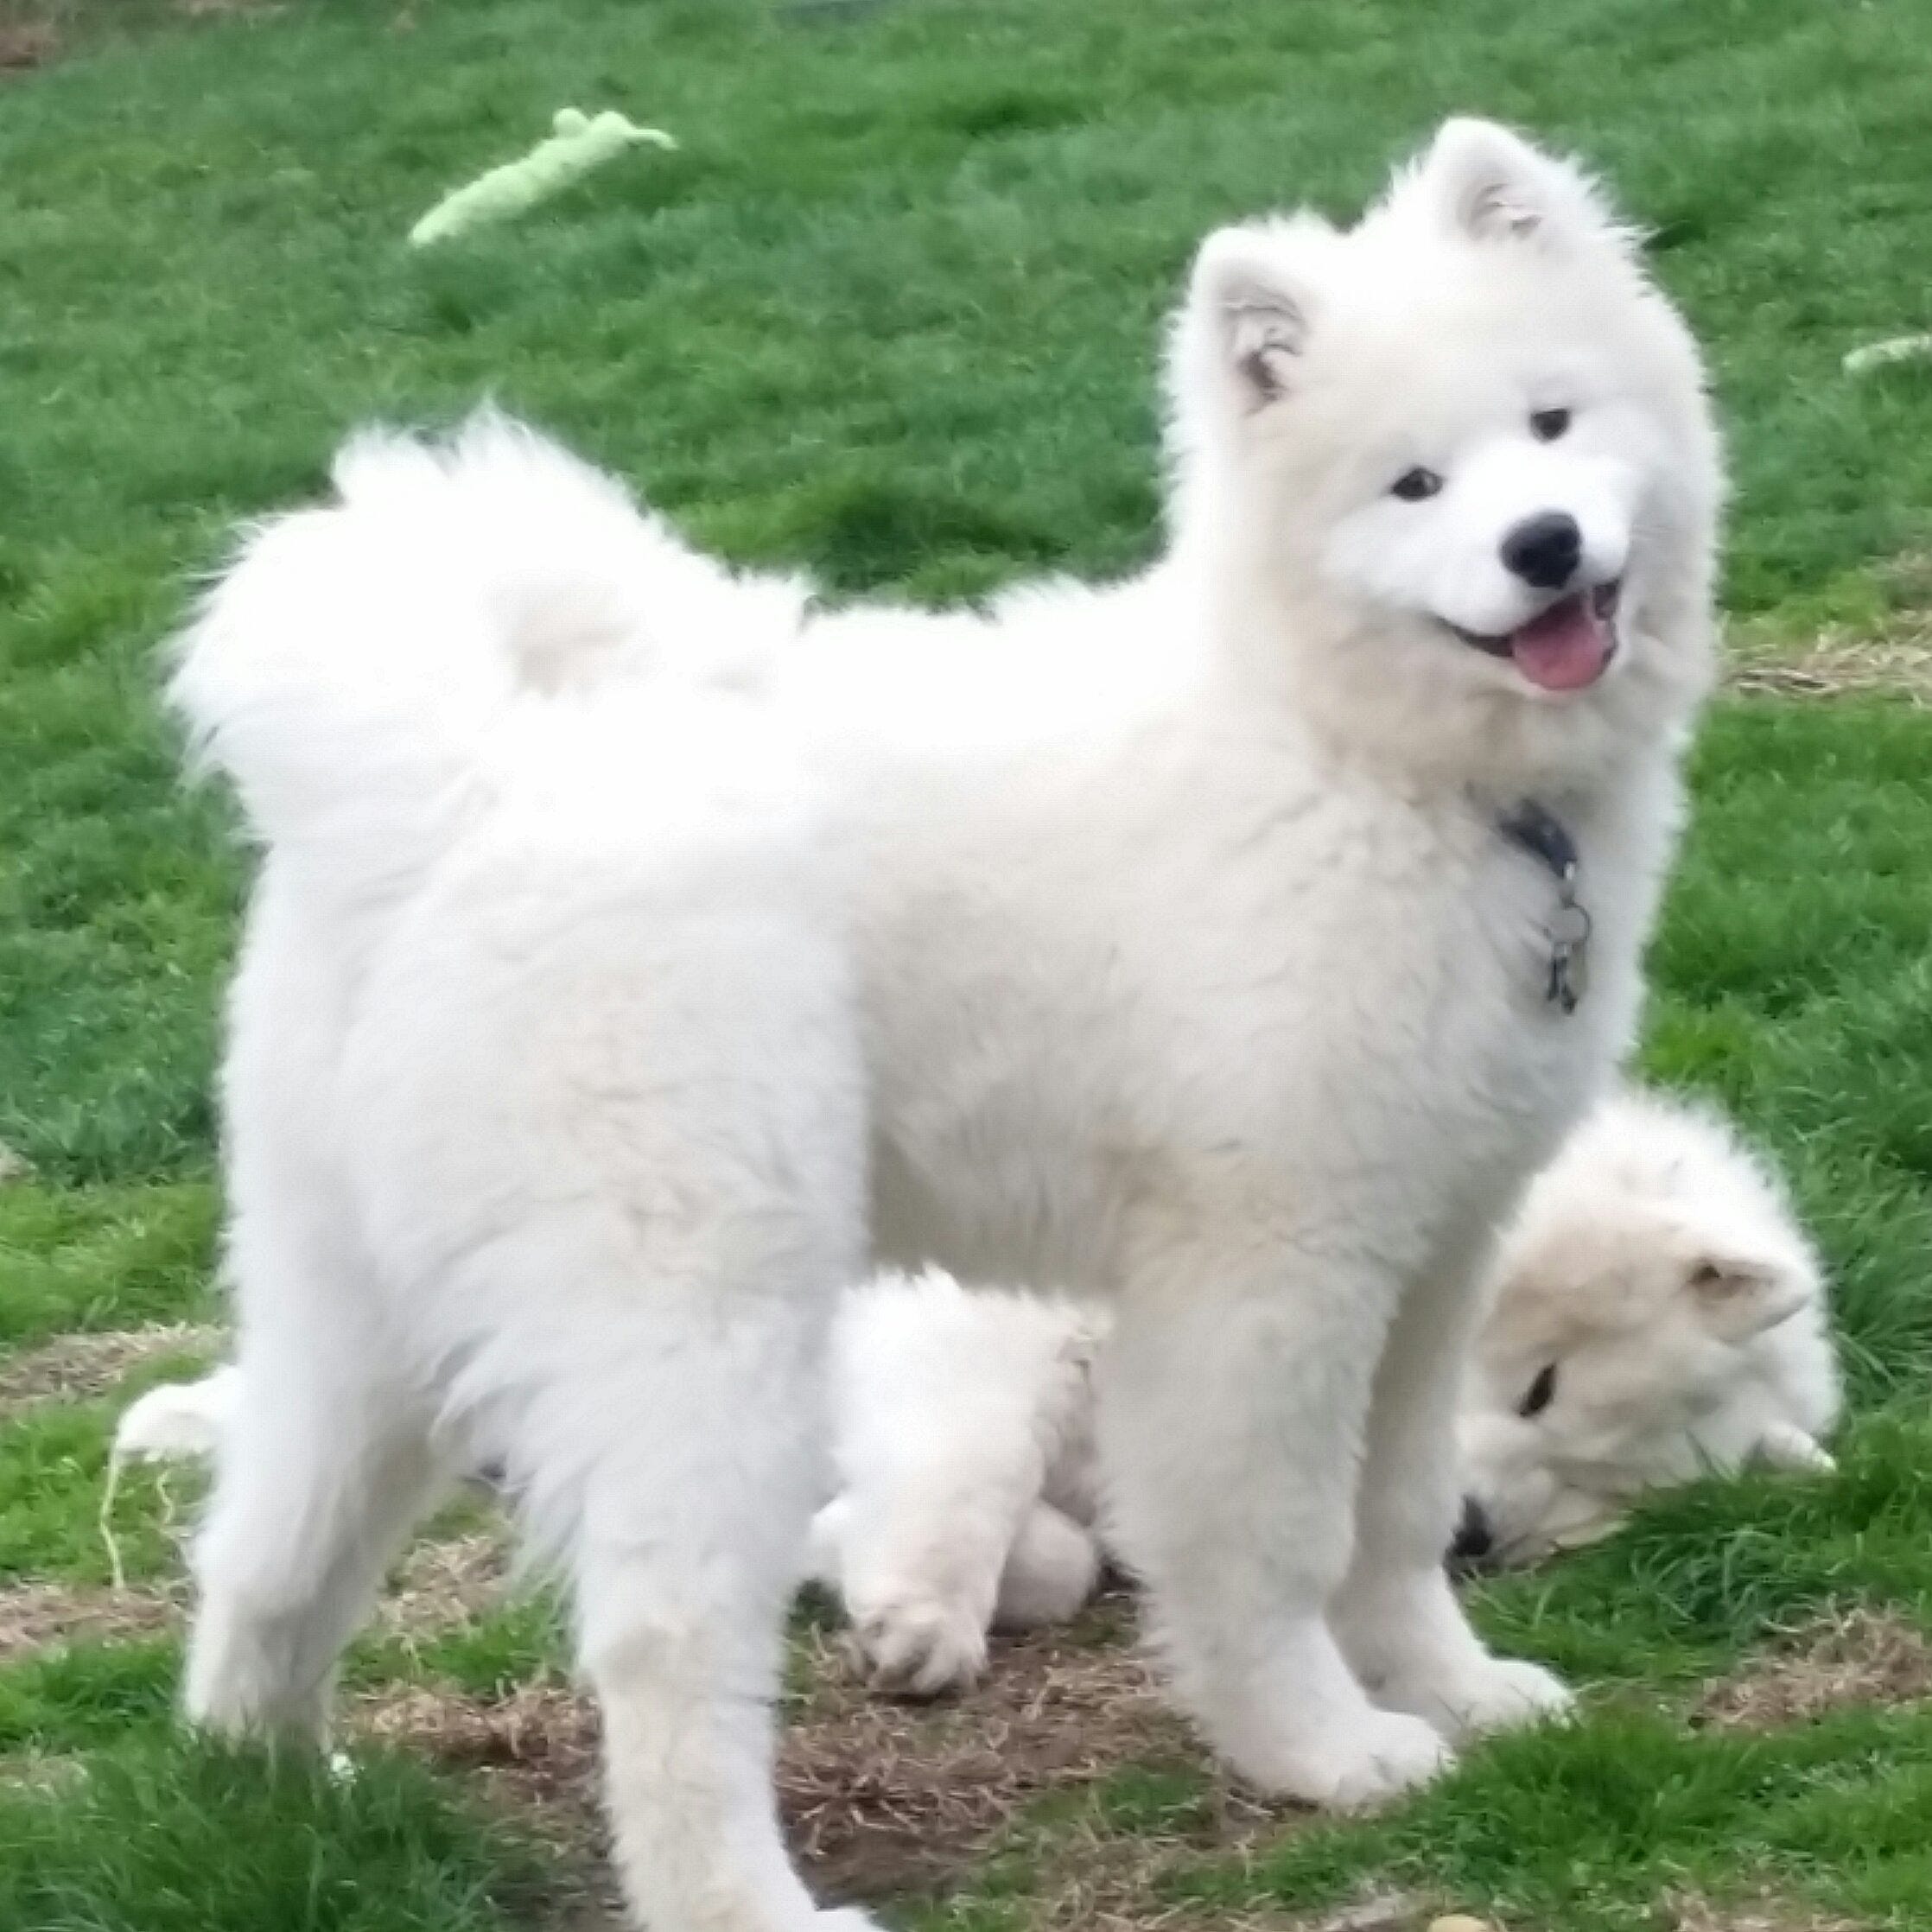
[1686,1250,1812,1343]
[1185,218,1329,410]
[1419,118,1624,251]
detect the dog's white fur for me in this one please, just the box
[122,1095,1840,1694]
[804,1090,1840,1693]
[169,121,1717,1930]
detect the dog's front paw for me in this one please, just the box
[1381,1653,1574,1741]
[849,1597,988,1698]
[1248,1707,1453,1812]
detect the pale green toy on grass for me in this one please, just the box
[1842,333,1932,376]
[410,108,676,247]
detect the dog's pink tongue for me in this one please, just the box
[1511,596,1611,691]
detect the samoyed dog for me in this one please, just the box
[804,1089,1840,1695]
[1456,1086,1840,1564]
[168,120,1718,1930]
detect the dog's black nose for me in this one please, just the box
[1500,512,1582,590]
[1447,1496,1495,1569]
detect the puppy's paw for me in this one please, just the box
[849,1597,988,1699]
[1383,1653,1574,1741]
[814,1910,885,1929]
[1250,1707,1453,1812]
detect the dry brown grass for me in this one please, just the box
[346,1588,1313,1922]
[0,1519,509,1671]
[374,1529,514,1643]
[1695,1605,1932,1732]
[0,1322,224,1422]
[1726,636,1932,705]
[0,1579,182,1662]
[1667,1889,1864,1932]
[0,0,294,77]
[779,1596,1204,1901]
[1725,564,1932,704]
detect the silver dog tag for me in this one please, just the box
[1545,894,1592,1015]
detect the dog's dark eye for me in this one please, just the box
[1529,408,1572,442]
[1517,1363,1560,1419]
[1391,467,1443,502]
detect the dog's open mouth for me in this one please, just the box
[1451,581,1621,693]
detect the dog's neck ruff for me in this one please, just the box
[1497,799,1591,1015]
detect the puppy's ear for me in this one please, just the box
[1419,118,1625,251]
[1184,218,1330,410]
[1686,1251,1812,1343]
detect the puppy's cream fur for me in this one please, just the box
[1460,1087,1840,1562]
[168,121,1717,1930]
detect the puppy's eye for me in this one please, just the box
[1391,467,1443,502]
[1517,1363,1560,1419]
[1529,408,1572,442]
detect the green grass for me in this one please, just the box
[2,0,1931,1926]
[0,1738,553,1932]
[0,1183,219,1349]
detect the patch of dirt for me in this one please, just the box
[377,1529,514,1641]
[779,1592,1208,1903]
[0,1519,507,1674]
[1695,1605,1932,1732]
[0,17,59,70]
[0,1322,225,1422]
[355,1588,1302,1921]
[1666,1890,1863,1932]
[0,1579,180,1662]
[358,1680,603,1830]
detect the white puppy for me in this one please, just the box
[1457,1087,1840,1564]
[168,121,1717,1930]
[805,1090,1840,1694]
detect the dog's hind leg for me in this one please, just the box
[187,870,453,1745]
[1331,1239,1573,1741]
[473,1198,874,1932]
[185,1264,446,1744]
[423,877,876,1930]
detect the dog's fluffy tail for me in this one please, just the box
[170,412,804,881]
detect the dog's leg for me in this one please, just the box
[814,1283,1096,1695]
[819,1484,1009,1698]
[522,1277,874,1932]
[1331,1249,1573,1741]
[993,1501,1102,1630]
[186,1300,444,1743]
[824,1390,1069,1695]
[1098,1244,1451,1810]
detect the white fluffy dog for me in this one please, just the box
[168,120,1718,1930]
[1457,1086,1840,1563]
[805,1090,1840,1695]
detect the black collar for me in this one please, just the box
[1497,799,1590,1014]
[1497,798,1578,885]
